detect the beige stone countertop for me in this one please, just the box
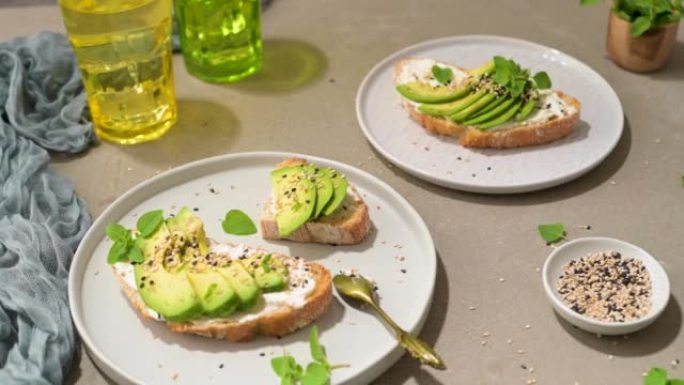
[1,1,683,384]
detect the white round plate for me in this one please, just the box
[356,35,624,194]
[69,152,436,385]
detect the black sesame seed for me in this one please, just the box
[219,363,224,369]
[259,352,266,357]
[400,269,407,274]
[193,207,199,212]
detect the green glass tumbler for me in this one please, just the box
[175,0,262,83]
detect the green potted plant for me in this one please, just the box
[582,0,683,72]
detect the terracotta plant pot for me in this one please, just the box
[606,11,680,72]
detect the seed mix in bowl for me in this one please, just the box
[557,251,651,322]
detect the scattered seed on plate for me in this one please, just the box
[499,278,506,283]
[506,339,513,344]
[557,250,652,322]
[525,324,531,330]
[480,340,487,346]
[468,306,476,311]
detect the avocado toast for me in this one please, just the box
[109,207,332,342]
[394,57,581,149]
[260,158,372,245]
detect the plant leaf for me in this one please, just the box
[136,210,164,238]
[107,242,128,264]
[670,380,684,385]
[533,71,552,89]
[106,224,128,242]
[580,0,603,5]
[537,223,566,244]
[645,368,668,385]
[309,325,327,365]
[631,15,653,36]
[431,65,453,85]
[128,245,144,263]
[222,209,257,235]
[301,362,330,385]
[271,355,296,377]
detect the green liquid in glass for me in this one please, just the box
[176,0,262,83]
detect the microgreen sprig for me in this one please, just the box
[537,223,566,244]
[644,367,684,385]
[222,209,257,235]
[271,326,345,385]
[106,209,164,264]
[431,65,453,85]
[491,56,552,98]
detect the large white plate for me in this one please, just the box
[69,152,436,385]
[356,35,624,194]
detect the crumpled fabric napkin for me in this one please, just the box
[0,31,92,385]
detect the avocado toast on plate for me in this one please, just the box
[109,207,332,342]
[394,56,581,149]
[260,158,372,245]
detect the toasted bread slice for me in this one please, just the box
[260,158,372,245]
[113,249,332,342]
[394,58,581,149]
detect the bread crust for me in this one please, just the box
[394,60,582,149]
[261,159,372,245]
[113,254,332,342]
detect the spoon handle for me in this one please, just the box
[368,302,446,370]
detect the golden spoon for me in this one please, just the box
[332,274,446,370]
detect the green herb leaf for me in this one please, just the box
[580,0,603,5]
[106,224,129,242]
[107,242,128,264]
[136,210,164,238]
[128,245,144,263]
[309,326,327,365]
[272,355,296,377]
[301,362,329,385]
[261,254,272,273]
[431,65,453,85]
[222,209,257,235]
[644,368,668,385]
[670,380,684,385]
[533,71,552,89]
[631,15,653,36]
[537,223,566,244]
[615,9,632,20]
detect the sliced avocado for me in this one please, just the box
[271,166,316,237]
[469,60,495,77]
[304,166,334,219]
[450,92,498,122]
[165,207,240,317]
[418,88,487,117]
[515,99,537,122]
[134,224,203,322]
[468,95,507,118]
[464,97,516,126]
[320,167,349,217]
[396,81,469,104]
[186,269,240,317]
[240,254,288,293]
[217,262,261,310]
[478,100,524,130]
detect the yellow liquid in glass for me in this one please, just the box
[59,0,177,144]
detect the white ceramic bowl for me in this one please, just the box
[542,237,670,335]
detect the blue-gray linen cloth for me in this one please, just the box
[0,31,92,385]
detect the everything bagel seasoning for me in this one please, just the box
[557,251,651,322]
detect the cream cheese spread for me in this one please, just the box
[395,58,469,87]
[113,241,316,325]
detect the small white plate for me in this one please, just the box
[69,152,437,385]
[542,237,670,335]
[356,35,624,194]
